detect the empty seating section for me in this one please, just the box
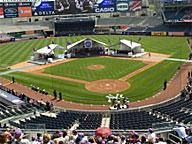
[110,111,165,130]
[153,98,192,124]
[97,17,162,26]
[3,98,192,130]
[164,8,192,21]
[0,101,45,121]
[17,111,102,130]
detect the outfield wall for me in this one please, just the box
[122,31,192,36]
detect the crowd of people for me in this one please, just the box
[0,127,168,144]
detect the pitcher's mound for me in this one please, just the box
[85,79,130,93]
[86,65,105,70]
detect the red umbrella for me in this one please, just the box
[95,127,112,137]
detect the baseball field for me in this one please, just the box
[0,35,190,105]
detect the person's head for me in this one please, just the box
[32,135,36,141]
[0,133,7,144]
[140,135,146,143]
[148,128,154,134]
[43,133,51,144]
[63,131,67,138]
[72,130,77,136]
[14,128,23,141]
[88,136,95,143]
[58,141,64,144]
[3,131,12,142]
[121,135,126,141]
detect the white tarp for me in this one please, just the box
[36,44,65,54]
[120,39,141,50]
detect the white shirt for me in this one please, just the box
[173,126,188,139]
[148,132,156,143]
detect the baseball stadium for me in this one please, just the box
[0,0,192,143]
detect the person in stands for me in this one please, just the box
[173,124,192,143]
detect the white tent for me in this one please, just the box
[120,39,142,52]
[67,38,107,50]
[66,38,107,57]
[30,44,65,64]
[118,39,145,57]
[36,44,65,54]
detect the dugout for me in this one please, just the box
[67,38,107,57]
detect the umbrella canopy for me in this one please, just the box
[95,127,112,137]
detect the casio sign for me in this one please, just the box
[5,8,17,14]
[95,7,114,13]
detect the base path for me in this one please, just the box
[119,61,157,81]
[32,70,88,85]
[10,58,77,73]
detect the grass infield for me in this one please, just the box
[44,57,146,81]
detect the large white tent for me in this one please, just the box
[30,44,65,64]
[120,39,141,52]
[35,44,64,55]
[67,38,107,50]
[66,38,107,57]
[119,39,145,57]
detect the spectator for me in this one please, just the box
[13,128,30,144]
[12,76,15,84]
[43,133,53,144]
[59,92,62,100]
[147,128,157,143]
[163,79,167,90]
[31,135,40,144]
[0,133,7,144]
[53,90,57,99]
[173,124,192,143]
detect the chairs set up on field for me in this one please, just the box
[31,84,48,95]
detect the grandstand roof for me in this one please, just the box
[0,24,50,33]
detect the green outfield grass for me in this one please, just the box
[44,57,146,81]
[0,35,190,104]
[0,35,189,68]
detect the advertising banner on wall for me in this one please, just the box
[116,0,141,12]
[55,0,116,15]
[129,0,141,11]
[151,32,167,36]
[3,3,18,18]
[32,1,55,16]
[168,32,185,36]
[0,3,4,18]
[94,0,116,13]
[18,2,32,17]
